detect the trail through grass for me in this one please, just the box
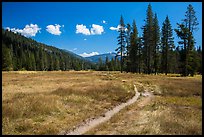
[2,71,202,135]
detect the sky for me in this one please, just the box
[2,2,202,57]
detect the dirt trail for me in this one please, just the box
[65,84,141,135]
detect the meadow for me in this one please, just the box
[2,71,202,135]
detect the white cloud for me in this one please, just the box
[76,24,104,35]
[46,24,62,35]
[110,26,119,31]
[76,24,91,35]
[6,27,10,30]
[73,48,77,51]
[102,20,107,24]
[90,24,104,35]
[110,25,127,31]
[79,52,99,57]
[69,48,77,52]
[6,24,41,37]
[84,38,87,40]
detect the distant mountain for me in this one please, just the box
[62,49,90,61]
[85,52,118,63]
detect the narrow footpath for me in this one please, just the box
[65,84,141,135]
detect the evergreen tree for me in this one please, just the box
[105,56,109,71]
[2,43,13,71]
[54,56,60,70]
[39,47,45,70]
[116,15,126,73]
[183,4,199,76]
[98,57,104,71]
[197,46,202,74]
[59,55,65,71]
[35,48,41,70]
[188,48,200,76]
[30,53,36,70]
[125,23,131,72]
[26,51,32,70]
[43,52,48,71]
[129,19,138,73]
[137,37,143,73]
[183,4,199,34]
[175,23,191,76]
[142,4,154,74]
[161,16,174,75]
[175,4,199,76]
[152,13,160,74]
[110,58,115,71]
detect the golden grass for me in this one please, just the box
[85,73,202,135]
[86,96,202,135]
[2,71,134,135]
[2,71,202,135]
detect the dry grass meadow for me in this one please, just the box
[2,71,202,135]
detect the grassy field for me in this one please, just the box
[85,73,202,135]
[2,71,202,135]
[2,71,135,135]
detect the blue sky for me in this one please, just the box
[2,2,202,57]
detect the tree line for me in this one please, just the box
[115,4,202,76]
[2,29,95,71]
[2,4,202,76]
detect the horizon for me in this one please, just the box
[2,2,202,57]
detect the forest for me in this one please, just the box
[2,4,202,76]
[2,29,95,71]
[111,4,202,76]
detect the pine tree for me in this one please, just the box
[169,46,180,74]
[161,16,174,75]
[2,43,13,71]
[105,56,109,71]
[183,4,199,34]
[138,37,143,73]
[30,53,36,70]
[59,54,65,71]
[125,23,131,72]
[129,20,138,73]
[20,47,26,70]
[142,4,154,74]
[98,57,104,71]
[44,52,48,71]
[175,23,190,76]
[110,58,115,71]
[26,51,32,70]
[39,47,45,70]
[152,13,160,74]
[175,4,199,76]
[188,48,200,76]
[116,15,126,73]
[197,46,202,74]
[183,4,199,76]
[54,56,60,70]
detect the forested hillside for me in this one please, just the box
[2,29,95,71]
